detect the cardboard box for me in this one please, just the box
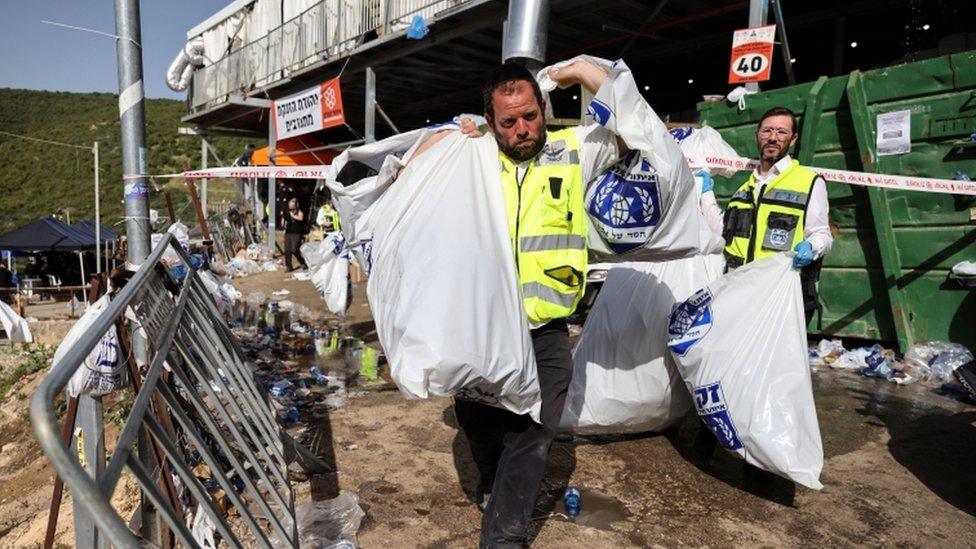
[349,260,368,283]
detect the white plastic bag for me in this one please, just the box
[0,300,33,343]
[311,232,351,316]
[667,254,824,489]
[330,130,541,419]
[59,295,127,398]
[669,125,742,178]
[560,255,721,434]
[540,56,716,259]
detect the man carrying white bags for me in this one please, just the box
[455,61,627,548]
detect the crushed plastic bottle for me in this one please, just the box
[563,487,581,517]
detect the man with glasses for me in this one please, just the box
[719,106,832,323]
[694,107,833,471]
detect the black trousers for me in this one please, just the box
[454,319,573,548]
[283,232,307,270]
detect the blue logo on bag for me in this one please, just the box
[693,382,743,450]
[586,97,613,126]
[667,288,713,356]
[668,127,695,142]
[586,151,661,253]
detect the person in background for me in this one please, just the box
[0,263,13,304]
[317,200,341,232]
[282,198,308,272]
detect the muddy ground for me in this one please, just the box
[1,268,973,547]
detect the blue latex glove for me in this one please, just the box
[792,240,814,269]
[696,170,714,193]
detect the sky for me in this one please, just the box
[0,1,229,99]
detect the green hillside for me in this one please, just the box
[0,88,255,234]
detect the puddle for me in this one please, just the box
[554,488,630,531]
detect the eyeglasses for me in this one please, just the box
[757,127,792,138]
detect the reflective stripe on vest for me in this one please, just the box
[500,128,587,325]
[723,159,817,267]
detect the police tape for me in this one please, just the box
[149,165,335,180]
[689,155,976,196]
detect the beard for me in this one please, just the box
[499,133,546,163]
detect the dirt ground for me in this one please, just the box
[1,268,974,547]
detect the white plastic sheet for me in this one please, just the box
[59,295,127,398]
[667,254,824,489]
[0,300,32,343]
[560,254,722,434]
[327,130,541,419]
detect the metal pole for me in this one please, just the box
[365,67,376,143]
[267,117,276,250]
[113,0,157,544]
[771,0,796,86]
[93,142,101,274]
[746,0,769,92]
[115,0,150,264]
[201,136,208,215]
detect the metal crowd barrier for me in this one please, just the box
[30,234,302,548]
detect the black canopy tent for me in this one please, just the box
[71,219,120,243]
[0,217,98,287]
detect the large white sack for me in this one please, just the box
[560,254,722,434]
[668,125,742,178]
[540,56,718,259]
[333,131,541,419]
[0,300,32,343]
[667,254,823,489]
[310,231,351,316]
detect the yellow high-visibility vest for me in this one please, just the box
[723,159,818,269]
[499,128,588,325]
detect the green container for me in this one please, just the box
[698,51,976,351]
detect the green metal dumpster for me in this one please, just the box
[698,51,976,351]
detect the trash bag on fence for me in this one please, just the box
[58,295,128,398]
[311,232,352,316]
[667,254,824,489]
[326,130,541,419]
[560,254,722,434]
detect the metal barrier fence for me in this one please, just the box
[191,0,469,109]
[30,234,304,547]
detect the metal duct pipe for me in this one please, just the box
[165,36,205,91]
[502,0,549,66]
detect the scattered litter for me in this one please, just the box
[273,493,365,549]
[291,271,312,281]
[905,341,974,382]
[246,291,267,307]
[341,441,358,451]
[262,260,279,272]
[272,289,291,297]
[832,347,872,371]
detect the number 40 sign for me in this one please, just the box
[728,24,776,84]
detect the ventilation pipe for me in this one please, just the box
[165,36,206,91]
[502,0,549,69]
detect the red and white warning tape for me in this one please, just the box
[153,156,976,196]
[688,155,976,196]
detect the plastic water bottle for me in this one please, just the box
[310,367,328,385]
[284,406,300,423]
[563,487,581,517]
